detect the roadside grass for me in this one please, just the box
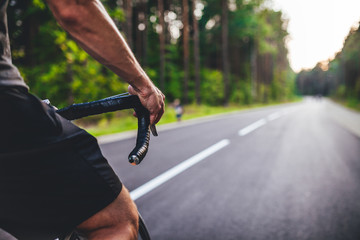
[78,99,302,137]
[332,97,360,112]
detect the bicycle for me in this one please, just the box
[51,92,154,240]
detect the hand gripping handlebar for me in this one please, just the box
[55,93,156,165]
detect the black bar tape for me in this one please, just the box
[128,107,150,165]
[56,94,151,165]
[56,95,141,120]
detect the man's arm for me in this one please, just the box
[45,0,164,125]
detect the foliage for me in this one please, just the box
[230,79,252,105]
[296,22,360,108]
[7,0,296,110]
[200,68,224,105]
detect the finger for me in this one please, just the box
[158,100,165,119]
[153,106,164,125]
[153,115,161,125]
[128,85,137,95]
[150,114,157,125]
[156,109,164,124]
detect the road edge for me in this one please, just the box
[324,99,360,138]
[97,101,302,145]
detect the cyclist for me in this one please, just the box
[0,0,165,239]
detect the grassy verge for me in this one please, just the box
[78,98,302,137]
[331,97,360,112]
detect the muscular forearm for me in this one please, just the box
[46,0,165,125]
[46,0,151,93]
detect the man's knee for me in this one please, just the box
[76,187,139,239]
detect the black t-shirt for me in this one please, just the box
[0,0,28,89]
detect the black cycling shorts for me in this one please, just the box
[0,87,122,239]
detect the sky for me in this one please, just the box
[269,0,360,72]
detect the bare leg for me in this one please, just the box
[76,187,138,240]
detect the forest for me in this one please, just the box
[296,22,360,109]
[8,0,296,109]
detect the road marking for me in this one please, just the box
[130,139,230,201]
[238,119,267,136]
[239,107,298,136]
[267,112,281,121]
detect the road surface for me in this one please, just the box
[1,98,360,240]
[101,98,360,240]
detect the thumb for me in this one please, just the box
[128,85,137,95]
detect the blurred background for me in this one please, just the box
[7,0,360,117]
[6,1,285,106]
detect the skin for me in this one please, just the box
[44,0,165,239]
[76,187,139,240]
[46,0,165,126]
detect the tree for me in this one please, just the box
[141,0,148,66]
[183,0,190,104]
[123,0,133,49]
[296,22,360,105]
[158,0,166,91]
[7,0,296,108]
[134,0,148,66]
[192,0,201,104]
[221,0,230,105]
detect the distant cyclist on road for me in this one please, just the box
[0,0,165,239]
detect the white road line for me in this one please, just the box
[238,119,267,136]
[130,139,230,201]
[239,107,298,136]
[267,112,281,121]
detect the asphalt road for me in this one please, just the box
[101,98,360,240]
[1,98,360,239]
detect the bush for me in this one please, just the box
[201,69,224,105]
